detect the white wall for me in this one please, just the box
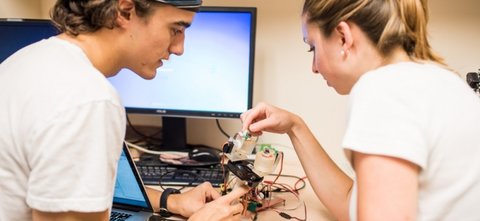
[41,0,56,18]
[2,0,479,174]
[429,0,480,75]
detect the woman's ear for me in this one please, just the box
[336,21,354,55]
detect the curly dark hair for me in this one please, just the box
[50,0,160,36]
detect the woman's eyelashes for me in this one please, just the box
[307,45,315,52]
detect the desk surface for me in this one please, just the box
[254,145,335,221]
[147,145,335,220]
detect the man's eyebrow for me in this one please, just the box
[175,21,191,28]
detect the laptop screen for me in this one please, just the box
[113,148,150,209]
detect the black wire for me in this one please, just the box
[126,114,163,143]
[157,170,199,191]
[215,119,230,138]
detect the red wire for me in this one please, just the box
[271,152,284,184]
[220,152,228,193]
[294,176,307,192]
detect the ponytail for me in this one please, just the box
[390,0,445,64]
[303,0,445,65]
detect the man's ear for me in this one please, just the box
[117,0,135,27]
[335,21,354,53]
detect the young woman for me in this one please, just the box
[0,0,245,220]
[241,0,480,220]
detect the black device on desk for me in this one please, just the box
[467,69,480,93]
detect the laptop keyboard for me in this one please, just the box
[110,211,132,221]
[135,160,228,187]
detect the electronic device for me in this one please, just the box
[0,19,58,63]
[222,131,282,188]
[221,131,290,218]
[108,6,257,151]
[188,146,221,163]
[467,69,480,93]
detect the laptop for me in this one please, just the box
[110,143,156,221]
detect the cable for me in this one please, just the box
[263,174,307,193]
[157,170,192,191]
[271,152,284,184]
[294,176,308,192]
[273,201,307,221]
[216,119,230,138]
[124,140,188,157]
[126,114,163,142]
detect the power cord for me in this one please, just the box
[216,119,230,138]
[126,114,163,143]
[124,140,188,157]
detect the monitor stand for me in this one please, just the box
[161,116,188,152]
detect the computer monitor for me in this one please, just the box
[0,19,59,63]
[108,6,257,151]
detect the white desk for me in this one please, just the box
[146,145,336,220]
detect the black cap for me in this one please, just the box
[152,0,202,9]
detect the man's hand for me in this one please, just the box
[168,182,221,217]
[187,186,249,221]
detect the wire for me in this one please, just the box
[294,176,308,192]
[216,119,230,138]
[124,140,188,157]
[263,174,307,193]
[270,152,284,184]
[255,142,294,150]
[221,153,229,194]
[126,114,163,142]
[273,201,307,221]
[157,170,192,191]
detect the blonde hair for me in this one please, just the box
[303,0,445,65]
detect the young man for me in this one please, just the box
[0,0,246,220]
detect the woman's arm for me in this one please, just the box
[287,115,353,221]
[353,152,419,220]
[242,102,353,221]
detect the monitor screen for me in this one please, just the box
[108,6,256,119]
[0,19,59,63]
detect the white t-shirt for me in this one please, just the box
[342,62,480,220]
[0,37,126,220]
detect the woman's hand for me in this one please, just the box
[241,102,301,136]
